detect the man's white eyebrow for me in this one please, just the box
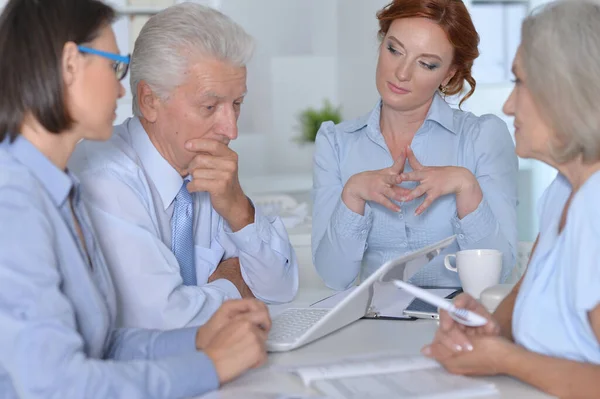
[199,91,248,99]
[200,91,224,100]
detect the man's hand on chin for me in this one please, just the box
[184,138,254,231]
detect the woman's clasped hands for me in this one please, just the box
[342,146,482,217]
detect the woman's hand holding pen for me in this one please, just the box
[422,293,499,357]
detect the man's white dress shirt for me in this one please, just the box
[70,117,298,329]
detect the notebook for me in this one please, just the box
[291,354,498,399]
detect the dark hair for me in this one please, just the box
[377,0,480,107]
[0,0,116,141]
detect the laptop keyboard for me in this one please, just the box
[268,308,330,344]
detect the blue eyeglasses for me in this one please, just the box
[77,45,130,81]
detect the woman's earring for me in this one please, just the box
[440,85,448,94]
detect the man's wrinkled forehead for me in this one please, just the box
[183,59,247,99]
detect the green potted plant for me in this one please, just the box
[296,99,342,143]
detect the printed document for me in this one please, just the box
[292,354,498,399]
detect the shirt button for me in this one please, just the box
[361,229,368,234]
[455,223,460,229]
[458,234,465,239]
[398,213,404,219]
[401,241,408,247]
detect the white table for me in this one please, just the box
[209,290,554,398]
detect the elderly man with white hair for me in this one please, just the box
[71,2,298,329]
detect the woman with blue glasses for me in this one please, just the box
[0,0,271,398]
[78,45,131,81]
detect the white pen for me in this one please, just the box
[392,279,488,327]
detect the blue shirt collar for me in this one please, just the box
[426,92,457,135]
[127,117,183,210]
[2,135,74,207]
[364,92,457,142]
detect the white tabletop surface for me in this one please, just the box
[200,289,554,399]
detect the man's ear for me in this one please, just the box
[137,81,161,123]
[62,41,81,87]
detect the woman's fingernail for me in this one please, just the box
[455,344,463,352]
[421,346,432,356]
[466,344,474,352]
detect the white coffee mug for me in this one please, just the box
[444,249,502,299]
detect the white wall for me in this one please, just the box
[219,0,338,176]
[111,0,134,124]
[336,0,389,120]
[269,56,337,175]
[221,0,316,137]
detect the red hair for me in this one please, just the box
[377,0,479,106]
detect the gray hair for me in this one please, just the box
[521,0,600,163]
[130,2,254,117]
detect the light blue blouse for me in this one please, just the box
[0,136,219,398]
[513,173,600,363]
[312,94,518,290]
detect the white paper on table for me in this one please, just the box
[312,368,498,399]
[196,390,326,399]
[294,355,439,385]
[291,355,497,399]
[255,200,310,229]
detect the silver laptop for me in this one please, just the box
[266,235,456,352]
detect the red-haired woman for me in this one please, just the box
[312,0,518,291]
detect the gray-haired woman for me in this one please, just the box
[425,1,600,397]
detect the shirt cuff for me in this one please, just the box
[208,278,242,299]
[161,351,220,398]
[152,327,198,359]
[223,204,269,253]
[451,198,496,245]
[331,198,373,241]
